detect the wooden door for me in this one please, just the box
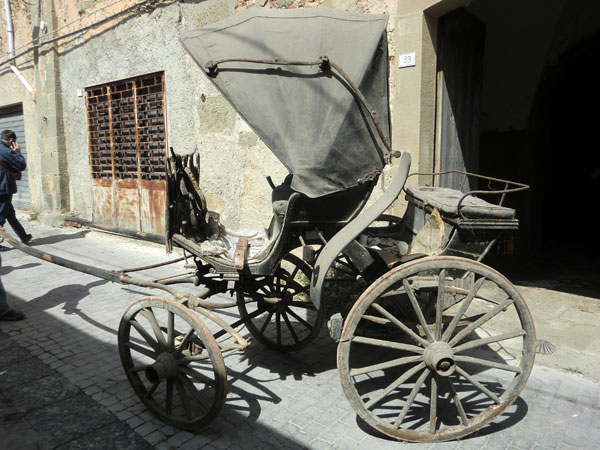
[436,9,485,190]
[86,72,167,235]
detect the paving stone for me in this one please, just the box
[0,341,32,367]
[145,430,166,446]
[126,415,146,429]
[27,393,116,447]
[55,421,152,449]
[1,413,52,450]
[5,373,80,413]
[0,356,54,390]
[136,421,162,437]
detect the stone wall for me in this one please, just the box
[2,0,398,230]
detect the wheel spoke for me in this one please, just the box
[166,379,173,414]
[435,269,445,340]
[351,336,424,353]
[125,341,157,359]
[180,366,215,387]
[140,308,168,349]
[282,266,301,295]
[282,312,300,344]
[455,365,502,404]
[129,319,161,352]
[446,377,468,425]
[175,376,194,419]
[286,307,313,331]
[402,279,434,343]
[349,355,423,377]
[364,362,426,409]
[454,355,522,373]
[258,310,274,335]
[241,307,264,322]
[371,303,429,347]
[442,276,486,342]
[394,368,430,428]
[448,298,515,347]
[261,284,273,295]
[429,374,438,433]
[173,328,195,358]
[276,311,282,345]
[178,374,208,414]
[453,330,526,353]
[146,380,161,399]
[129,363,152,373]
[167,311,175,352]
[297,284,311,295]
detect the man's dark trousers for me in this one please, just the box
[0,194,27,241]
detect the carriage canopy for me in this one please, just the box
[180,7,391,198]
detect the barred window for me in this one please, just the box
[86,72,167,181]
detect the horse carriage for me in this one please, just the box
[7,7,534,443]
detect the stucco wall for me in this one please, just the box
[5,0,399,230]
[58,0,280,227]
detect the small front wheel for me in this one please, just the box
[118,296,227,431]
[338,256,535,442]
[237,253,325,351]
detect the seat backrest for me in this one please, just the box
[271,175,377,225]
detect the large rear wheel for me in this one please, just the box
[338,256,535,442]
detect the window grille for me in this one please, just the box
[86,72,166,181]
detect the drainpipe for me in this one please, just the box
[3,0,36,99]
[3,0,14,58]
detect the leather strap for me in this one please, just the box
[234,237,249,270]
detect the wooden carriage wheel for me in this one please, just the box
[338,256,535,442]
[237,253,325,351]
[118,296,227,431]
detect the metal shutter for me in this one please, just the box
[0,104,30,209]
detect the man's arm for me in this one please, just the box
[0,142,26,171]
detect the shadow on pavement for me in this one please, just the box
[24,230,92,247]
[0,262,41,275]
[1,290,311,449]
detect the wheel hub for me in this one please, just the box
[424,341,456,376]
[145,352,180,383]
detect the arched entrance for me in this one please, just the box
[532,33,600,259]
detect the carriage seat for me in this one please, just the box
[270,174,376,224]
[405,186,515,219]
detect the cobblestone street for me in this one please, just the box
[1,214,599,449]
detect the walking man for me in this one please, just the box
[0,225,25,321]
[0,130,31,244]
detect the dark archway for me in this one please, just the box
[531,33,600,259]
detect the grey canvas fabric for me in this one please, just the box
[180,7,390,198]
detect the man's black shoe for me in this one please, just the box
[21,234,32,244]
[0,309,25,321]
